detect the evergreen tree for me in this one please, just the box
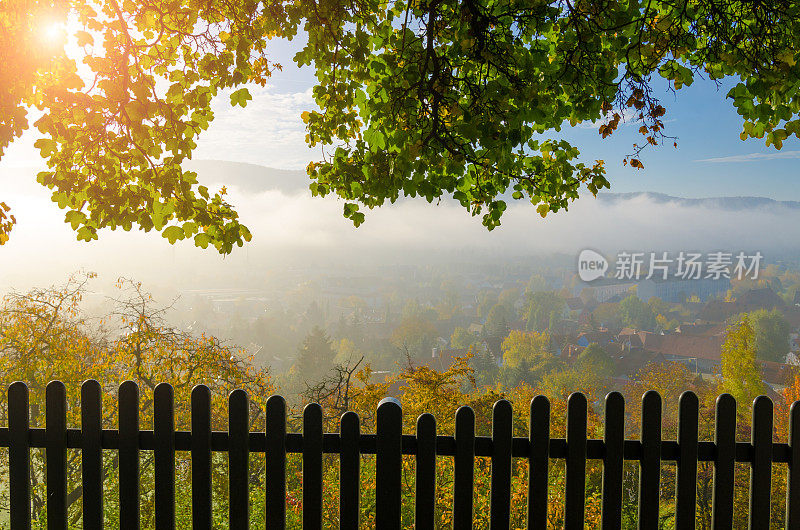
[293,326,336,386]
[470,348,500,387]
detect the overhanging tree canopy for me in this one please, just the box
[2,0,799,252]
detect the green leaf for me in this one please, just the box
[230,88,252,108]
[34,139,57,157]
[76,31,93,46]
[194,233,212,248]
[162,226,185,244]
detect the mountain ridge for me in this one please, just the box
[187,160,800,210]
[595,191,800,210]
[5,159,798,210]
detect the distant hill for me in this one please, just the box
[596,191,800,210]
[186,161,800,211]
[184,160,309,194]
[7,159,800,211]
[189,161,800,209]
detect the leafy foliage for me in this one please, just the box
[576,342,614,379]
[746,308,791,362]
[0,274,273,525]
[500,329,550,369]
[484,302,512,336]
[4,1,800,248]
[619,294,657,331]
[0,0,283,252]
[721,315,766,409]
[449,326,479,349]
[524,290,564,332]
[390,313,438,359]
[300,0,800,229]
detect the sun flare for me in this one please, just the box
[40,21,64,43]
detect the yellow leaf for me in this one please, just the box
[536,203,549,217]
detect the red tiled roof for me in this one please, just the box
[637,332,724,361]
[613,349,668,378]
[738,288,784,311]
[577,329,615,345]
[759,360,792,386]
[697,301,738,323]
[698,289,785,323]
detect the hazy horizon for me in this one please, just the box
[3,159,800,294]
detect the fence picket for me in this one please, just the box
[675,391,699,530]
[712,393,736,529]
[529,396,550,530]
[154,382,176,530]
[490,400,513,530]
[638,390,662,530]
[601,392,624,530]
[453,406,475,528]
[265,395,287,529]
[228,389,249,529]
[787,400,800,529]
[415,413,436,530]
[191,385,212,530]
[340,411,360,529]
[45,381,67,530]
[81,380,104,529]
[565,392,588,530]
[9,381,30,530]
[750,395,773,530]
[119,381,140,530]
[303,403,324,530]
[376,398,403,530]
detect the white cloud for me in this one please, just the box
[193,85,318,170]
[0,85,318,171]
[697,151,800,163]
[3,162,800,290]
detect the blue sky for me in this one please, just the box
[205,39,800,201]
[562,77,800,200]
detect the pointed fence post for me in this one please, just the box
[453,406,475,529]
[154,383,175,530]
[529,395,550,530]
[9,381,31,530]
[81,380,104,529]
[376,397,402,530]
[601,392,624,530]
[712,393,736,529]
[228,389,250,529]
[265,395,287,530]
[340,411,361,529]
[638,391,662,530]
[45,381,67,530]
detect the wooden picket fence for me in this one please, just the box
[1,380,799,528]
